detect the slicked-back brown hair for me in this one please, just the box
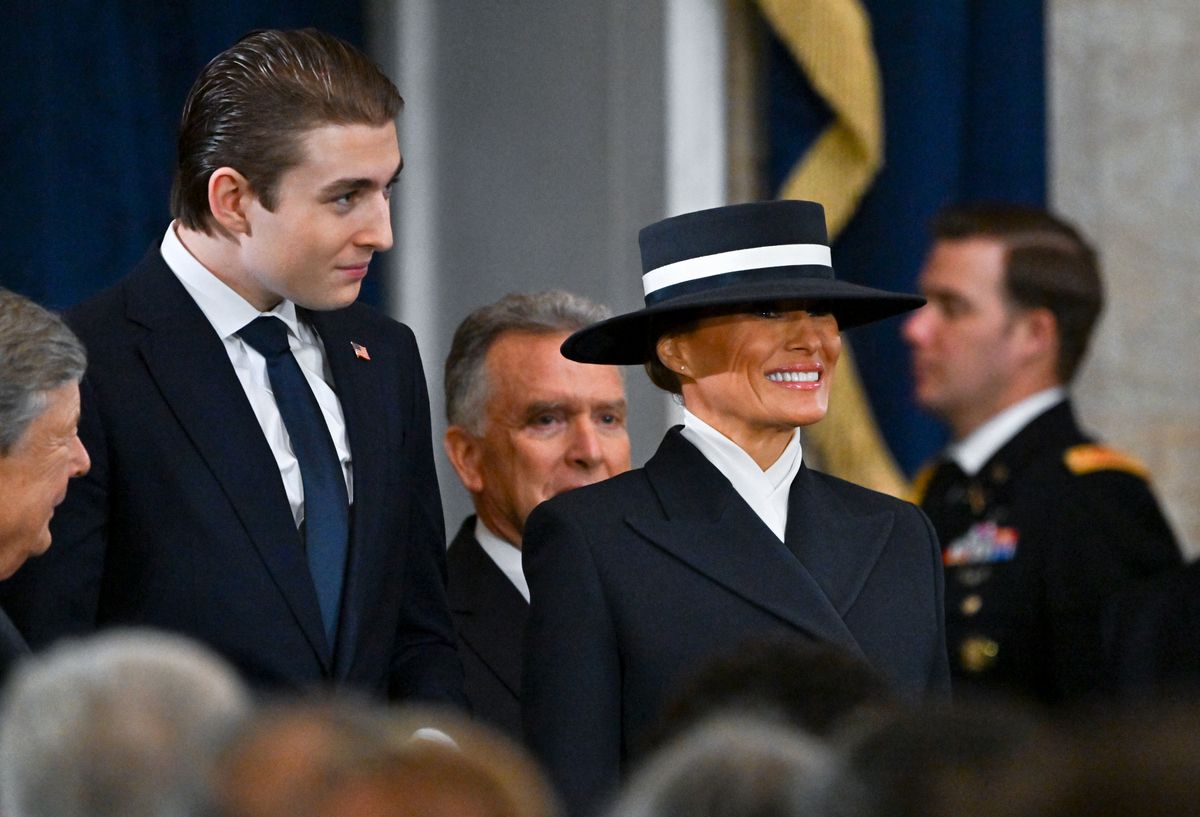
[932,204,1102,383]
[171,28,403,233]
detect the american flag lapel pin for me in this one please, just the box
[351,341,371,361]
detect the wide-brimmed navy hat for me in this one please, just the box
[562,200,925,364]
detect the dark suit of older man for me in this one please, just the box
[446,517,528,738]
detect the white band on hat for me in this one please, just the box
[642,243,833,297]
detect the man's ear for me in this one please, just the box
[1019,306,1058,364]
[444,426,484,494]
[207,167,255,236]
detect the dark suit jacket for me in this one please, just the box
[0,606,29,685]
[446,516,528,739]
[916,400,1180,704]
[522,429,949,816]
[0,247,464,704]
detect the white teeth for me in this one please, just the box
[767,371,819,383]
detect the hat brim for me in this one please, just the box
[562,275,925,364]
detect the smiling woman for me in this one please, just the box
[655,305,842,467]
[518,200,949,817]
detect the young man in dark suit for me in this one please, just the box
[0,30,464,704]
[442,291,631,737]
[904,204,1181,703]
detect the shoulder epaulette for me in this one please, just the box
[1063,444,1150,479]
[909,461,938,504]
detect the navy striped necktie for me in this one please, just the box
[239,315,348,647]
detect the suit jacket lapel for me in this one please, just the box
[628,429,866,658]
[785,466,893,617]
[308,309,385,677]
[447,519,527,696]
[126,252,332,668]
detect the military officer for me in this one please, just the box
[904,204,1181,704]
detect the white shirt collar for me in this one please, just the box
[474,518,530,603]
[160,222,300,338]
[949,386,1068,476]
[679,408,803,541]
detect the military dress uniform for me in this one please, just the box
[914,399,1181,704]
[1103,556,1200,695]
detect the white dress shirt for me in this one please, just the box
[947,386,1068,476]
[474,518,530,603]
[679,408,803,542]
[160,223,354,527]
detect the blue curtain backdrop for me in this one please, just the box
[767,0,1046,474]
[0,2,371,312]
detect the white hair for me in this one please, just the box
[0,629,250,817]
[606,716,834,817]
[0,289,86,454]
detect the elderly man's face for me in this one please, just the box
[448,331,631,547]
[0,382,90,578]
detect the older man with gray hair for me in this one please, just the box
[442,290,631,738]
[0,629,250,817]
[0,289,90,676]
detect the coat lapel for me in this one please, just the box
[126,253,331,669]
[308,309,386,677]
[628,429,867,659]
[447,519,528,696]
[784,466,893,617]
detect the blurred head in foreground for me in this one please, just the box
[607,716,833,817]
[0,629,249,817]
[215,699,558,817]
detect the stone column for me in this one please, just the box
[1050,0,1200,554]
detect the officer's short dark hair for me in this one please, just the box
[932,204,1102,383]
